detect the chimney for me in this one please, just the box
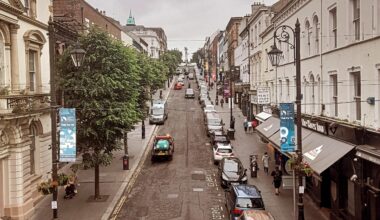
[251,2,262,15]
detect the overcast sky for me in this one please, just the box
[87,0,277,59]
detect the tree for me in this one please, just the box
[191,48,204,67]
[57,28,141,199]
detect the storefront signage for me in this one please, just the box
[301,119,326,134]
[257,87,270,104]
[251,95,258,104]
[59,108,77,162]
[280,103,295,152]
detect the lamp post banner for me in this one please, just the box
[280,103,295,152]
[59,108,77,162]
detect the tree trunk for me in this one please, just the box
[94,162,100,199]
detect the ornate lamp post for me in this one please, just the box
[49,19,85,219]
[268,19,304,220]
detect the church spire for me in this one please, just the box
[127,10,135,26]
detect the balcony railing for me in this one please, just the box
[0,93,50,114]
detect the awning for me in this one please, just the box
[255,112,272,122]
[269,126,314,152]
[356,145,380,166]
[302,132,355,175]
[256,117,280,139]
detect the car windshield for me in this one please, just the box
[218,148,232,154]
[223,160,238,172]
[236,198,264,209]
[208,119,221,126]
[215,136,228,142]
[152,108,164,115]
[186,89,194,94]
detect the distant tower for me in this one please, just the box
[184,47,188,64]
[126,10,135,26]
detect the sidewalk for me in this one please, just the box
[208,86,329,220]
[32,80,175,220]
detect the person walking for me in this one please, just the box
[243,118,248,133]
[262,152,270,175]
[247,120,252,133]
[271,166,283,195]
[220,98,224,108]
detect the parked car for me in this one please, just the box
[225,184,265,219]
[177,77,185,86]
[188,73,194,80]
[205,112,224,136]
[213,143,234,165]
[238,210,275,220]
[185,88,195,98]
[149,100,168,125]
[204,105,216,114]
[218,157,247,187]
[210,131,230,146]
[174,82,183,90]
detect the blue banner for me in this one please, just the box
[280,103,295,152]
[59,108,76,162]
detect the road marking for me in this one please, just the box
[193,188,204,192]
[167,194,179,199]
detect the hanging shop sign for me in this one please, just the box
[257,87,270,104]
[59,108,77,162]
[280,103,296,152]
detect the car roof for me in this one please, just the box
[186,88,194,92]
[232,184,261,198]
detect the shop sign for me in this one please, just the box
[301,119,326,134]
[251,95,258,104]
[356,151,380,166]
[59,108,77,162]
[280,103,295,152]
[263,105,272,114]
[257,87,270,104]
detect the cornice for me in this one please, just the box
[272,0,310,25]
[0,1,24,15]
[18,15,48,30]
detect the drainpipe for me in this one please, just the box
[320,0,323,115]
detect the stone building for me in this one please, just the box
[0,0,52,219]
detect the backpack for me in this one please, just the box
[274,171,282,181]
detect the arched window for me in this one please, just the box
[30,124,38,175]
[313,16,319,54]
[310,74,315,114]
[305,20,311,56]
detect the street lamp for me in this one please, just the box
[268,19,303,220]
[48,19,85,219]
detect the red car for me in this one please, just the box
[174,83,182,90]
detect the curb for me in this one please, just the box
[103,79,175,220]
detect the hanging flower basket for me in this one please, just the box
[58,173,69,186]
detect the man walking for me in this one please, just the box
[271,166,283,195]
[243,118,248,133]
[262,152,270,175]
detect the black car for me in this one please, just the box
[225,184,265,219]
[210,131,230,146]
[218,157,248,188]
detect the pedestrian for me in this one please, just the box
[247,120,252,133]
[220,98,224,108]
[262,152,270,175]
[271,166,283,195]
[243,118,248,133]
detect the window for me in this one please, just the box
[279,80,282,101]
[331,74,338,117]
[29,50,36,92]
[313,16,319,54]
[353,0,360,40]
[254,25,258,46]
[352,72,361,120]
[270,81,274,103]
[286,79,290,98]
[310,75,315,114]
[30,124,37,175]
[305,21,311,56]
[26,0,37,18]
[330,8,338,48]
[258,22,261,44]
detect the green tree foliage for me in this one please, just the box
[57,28,141,199]
[160,49,182,78]
[191,48,204,66]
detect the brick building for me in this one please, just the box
[225,17,242,69]
[53,0,122,39]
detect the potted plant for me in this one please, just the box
[58,173,69,186]
[37,179,55,195]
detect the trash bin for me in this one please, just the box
[227,128,235,140]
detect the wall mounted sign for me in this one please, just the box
[257,87,270,104]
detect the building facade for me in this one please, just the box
[254,0,380,219]
[0,0,52,219]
